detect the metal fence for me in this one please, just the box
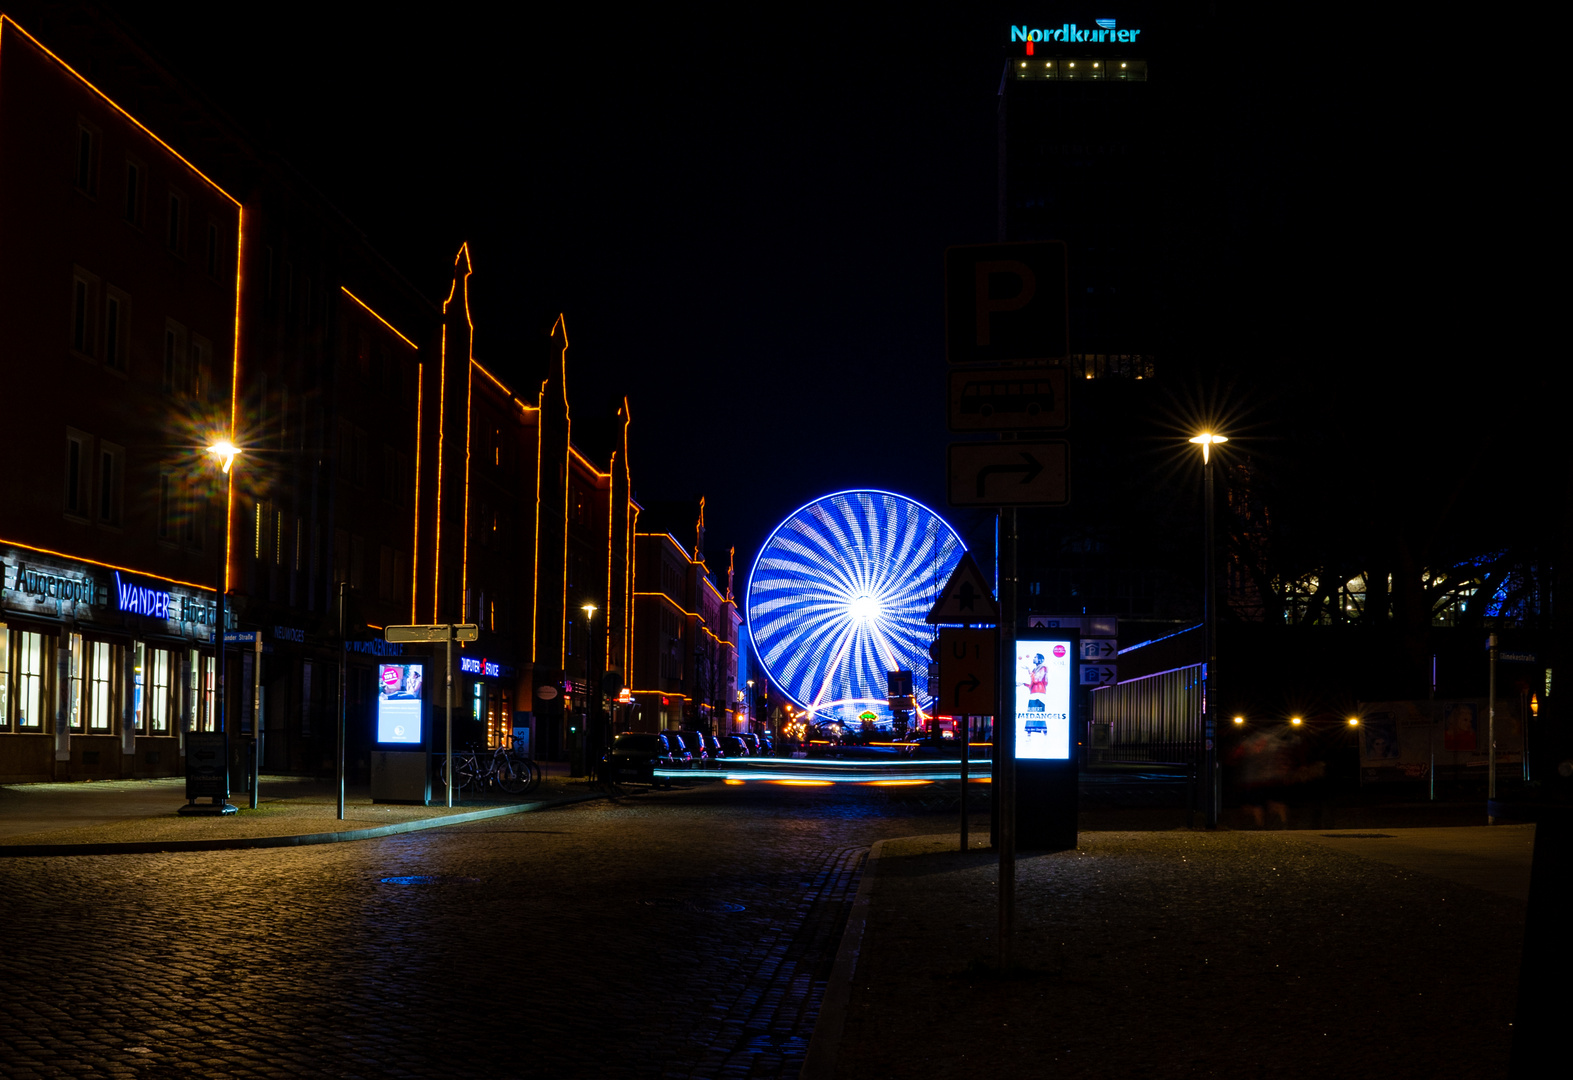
[1089,665,1201,765]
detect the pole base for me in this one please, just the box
[177,800,238,816]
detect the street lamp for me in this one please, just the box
[1189,432,1227,829]
[202,438,240,814]
[582,603,599,782]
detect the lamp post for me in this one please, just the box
[1189,432,1227,829]
[207,439,239,813]
[582,602,598,783]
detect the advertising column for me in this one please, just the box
[1012,633,1078,850]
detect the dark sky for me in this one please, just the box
[102,1,1542,585]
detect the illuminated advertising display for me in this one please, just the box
[1013,637,1073,759]
[376,663,424,744]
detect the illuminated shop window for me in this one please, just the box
[16,630,47,730]
[67,633,84,731]
[88,640,113,731]
[0,625,8,731]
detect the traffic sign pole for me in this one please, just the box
[998,507,1017,972]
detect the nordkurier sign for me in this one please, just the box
[1011,20,1143,44]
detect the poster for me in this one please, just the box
[1014,637,1072,760]
[377,662,423,744]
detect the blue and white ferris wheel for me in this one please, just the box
[746,490,966,727]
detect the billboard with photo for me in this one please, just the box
[1013,637,1073,759]
[376,662,424,745]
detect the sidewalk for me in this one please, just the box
[0,764,600,855]
[810,819,1532,1080]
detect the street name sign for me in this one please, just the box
[947,365,1067,432]
[384,623,479,643]
[937,627,997,716]
[947,441,1069,507]
[926,552,1000,624]
[945,242,1068,366]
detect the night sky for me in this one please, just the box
[104,1,1543,583]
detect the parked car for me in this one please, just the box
[700,733,722,763]
[739,733,761,756]
[718,735,748,759]
[659,732,693,768]
[672,730,708,765]
[606,733,668,786]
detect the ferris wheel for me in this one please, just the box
[746,489,966,726]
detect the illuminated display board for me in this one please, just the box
[1013,637,1073,759]
[747,490,965,726]
[376,663,424,744]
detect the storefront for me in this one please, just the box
[0,547,221,783]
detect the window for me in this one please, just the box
[124,160,144,226]
[158,473,175,541]
[87,640,113,731]
[206,222,220,277]
[71,268,98,356]
[98,441,124,526]
[67,633,84,731]
[167,190,186,254]
[0,625,8,731]
[146,648,171,734]
[104,288,130,372]
[75,123,99,195]
[383,444,398,503]
[16,630,46,729]
[379,544,395,601]
[200,653,215,732]
[182,477,204,550]
[190,336,212,400]
[163,320,188,394]
[65,428,90,517]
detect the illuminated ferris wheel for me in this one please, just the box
[746,490,966,726]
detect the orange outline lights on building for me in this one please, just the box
[0,537,212,593]
[411,360,424,622]
[435,244,473,621]
[5,15,246,601]
[0,17,240,209]
[552,313,571,669]
[341,287,418,350]
[532,378,546,663]
[606,450,616,671]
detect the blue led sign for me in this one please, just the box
[114,571,171,619]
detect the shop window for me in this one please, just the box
[87,640,113,731]
[200,653,215,732]
[15,630,47,730]
[0,625,9,731]
[67,633,84,732]
[148,648,171,734]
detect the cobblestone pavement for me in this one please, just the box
[0,782,958,1079]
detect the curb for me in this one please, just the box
[799,836,888,1080]
[0,792,603,857]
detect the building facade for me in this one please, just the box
[0,9,653,783]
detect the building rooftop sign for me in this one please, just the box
[1011,20,1142,47]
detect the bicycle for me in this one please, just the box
[433,742,541,796]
